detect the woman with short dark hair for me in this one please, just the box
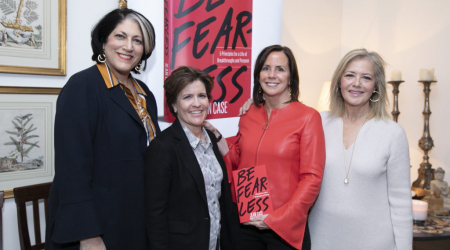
[46,8,160,250]
[145,66,235,250]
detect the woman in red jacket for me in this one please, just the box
[209,45,325,250]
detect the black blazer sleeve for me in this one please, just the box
[50,69,104,243]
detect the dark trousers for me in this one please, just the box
[233,222,311,250]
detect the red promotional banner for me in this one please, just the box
[233,165,273,223]
[164,0,253,122]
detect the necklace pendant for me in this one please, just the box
[344,178,349,184]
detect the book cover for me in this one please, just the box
[164,0,253,122]
[232,165,273,223]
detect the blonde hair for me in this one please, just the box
[329,48,390,120]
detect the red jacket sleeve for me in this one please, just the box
[264,111,325,249]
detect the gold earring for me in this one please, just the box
[258,85,262,94]
[98,51,106,63]
[336,86,341,96]
[135,63,142,72]
[370,90,380,102]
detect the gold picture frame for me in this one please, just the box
[0,86,60,199]
[0,0,67,76]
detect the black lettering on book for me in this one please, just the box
[171,21,195,69]
[236,169,247,186]
[174,0,204,18]
[238,201,245,216]
[236,166,272,218]
[206,0,225,12]
[255,198,262,211]
[238,197,269,217]
[211,7,233,53]
[260,177,267,191]
[262,196,270,212]
[193,16,217,59]
[229,65,246,103]
[213,66,231,103]
[247,198,255,213]
[233,10,251,48]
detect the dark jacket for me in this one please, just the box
[45,65,160,250]
[145,119,236,250]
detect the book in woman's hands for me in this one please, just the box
[232,165,273,223]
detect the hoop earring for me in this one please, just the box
[98,52,106,63]
[370,90,380,102]
[288,87,292,100]
[135,63,142,72]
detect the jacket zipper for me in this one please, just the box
[254,109,274,165]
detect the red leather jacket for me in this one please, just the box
[225,102,325,249]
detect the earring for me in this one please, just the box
[174,109,177,113]
[288,87,292,100]
[98,51,106,63]
[258,85,262,94]
[135,63,142,72]
[370,90,380,102]
[336,86,341,96]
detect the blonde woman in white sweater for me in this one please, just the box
[308,48,412,250]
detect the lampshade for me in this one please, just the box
[316,81,331,112]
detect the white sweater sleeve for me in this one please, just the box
[387,127,413,250]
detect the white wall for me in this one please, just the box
[281,0,343,108]
[280,0,450,187]
[0,0,283,249]
[339,0,450,186]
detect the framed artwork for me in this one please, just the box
[0,0,66,75]
[0,86,60,198]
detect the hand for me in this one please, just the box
[203,121,219,137]
[243,214,269,230]
[239,98,254,116]
[203,120,229,156]
[80,236,106,250]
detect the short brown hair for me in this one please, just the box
[329,48,389,120]
[253,45,300,107]
[164,66,214,117]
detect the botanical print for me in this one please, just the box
[0,108,45,174]
[0,0,44,51]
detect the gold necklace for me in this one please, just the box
[342,117,368,184]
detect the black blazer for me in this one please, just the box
[145,119,236,250]
[45,65,160,250]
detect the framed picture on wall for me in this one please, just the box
[0,0,67,76]
[0,86,60,198]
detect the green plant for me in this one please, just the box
[4,114,40,162]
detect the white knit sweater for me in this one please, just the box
[308,111,413,250]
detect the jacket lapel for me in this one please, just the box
[209,130,233,215]
[171,119,208,205]
[109,85,144,129]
